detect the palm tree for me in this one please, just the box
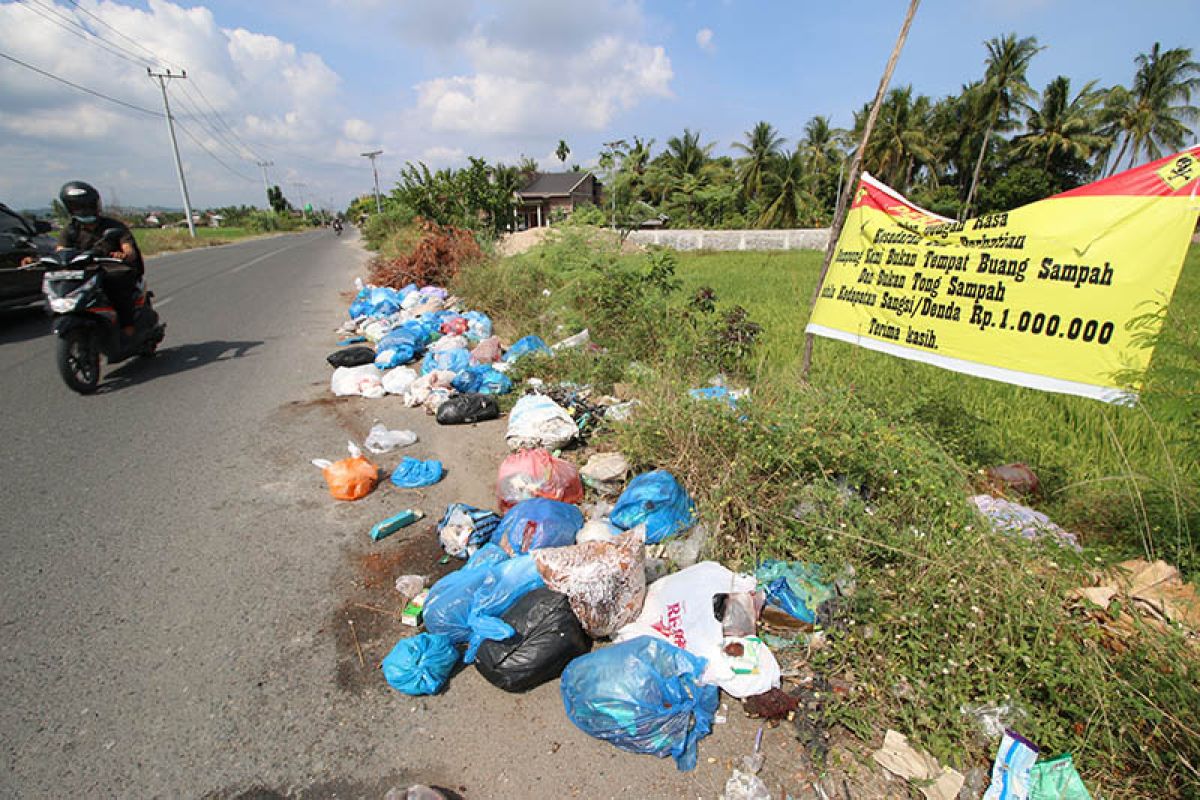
[555,140,570,167]
[663,128,714,179]
[1105,43,1199,173]
[963,33,1043,217]
[857,86,937,192]
[758,148,816,228]
[1013,76,1109,169]
[732,121,785,200]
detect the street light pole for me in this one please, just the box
[148,68,195,237]
[361,150,383,214]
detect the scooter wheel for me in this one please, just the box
[57,329,100,394]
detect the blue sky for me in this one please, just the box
[1,0,1197,211]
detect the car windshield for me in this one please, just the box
[0,205,33,237]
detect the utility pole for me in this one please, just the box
[256,160,274,209]
[361,150,383,214]
[148,68,196,238]
[800,0,920,379]
[292,181,310,221]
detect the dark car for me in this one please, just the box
[1,203,57,309]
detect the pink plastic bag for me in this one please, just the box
[440,316,469,336]
[470,336,503,365]
[497,448,584,512]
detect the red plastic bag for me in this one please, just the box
[440,316,469,336]
[496,448,583,512]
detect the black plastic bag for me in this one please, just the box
[327,346,377,368]
[474,588,591,692]
[436,393,500,425]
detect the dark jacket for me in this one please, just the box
[59,217,145,276]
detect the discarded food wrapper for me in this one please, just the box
[381,632,458,695]
[560,636,719,771]
[364,423,418,454]
[474,587,591,692]
[438,503,501,559]
[394,574,426,598]
[402,589,430,626]
[983,730,1040,800]
[371,509,424,541]
[1028,753,1092,800]
[533,527,647,638]
[312,442,378,501]
[390,457,444,489]
[873,729,965,800]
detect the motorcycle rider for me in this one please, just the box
[56,181,145,338]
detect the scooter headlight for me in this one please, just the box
[49,296,80,313]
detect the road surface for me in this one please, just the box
[0,231,776,799]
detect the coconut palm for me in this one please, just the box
[963,33,1043,216]
[663,128,714,180]
[555,140,570,166]
[1105,43,1199,173]
[732,121,786,200]
[757,148,818,228]
[1013,76,1109,169]
[856,86,937,192]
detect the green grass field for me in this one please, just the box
[670,246,1200,573]
[135,226,265,257]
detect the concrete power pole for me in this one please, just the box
[361,150,383,214]
[256,160,274,209]
[147,68,196,238]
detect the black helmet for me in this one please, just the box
[60,181,101,223]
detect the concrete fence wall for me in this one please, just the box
[626,228,831,252]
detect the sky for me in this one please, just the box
[1,0,1198,212]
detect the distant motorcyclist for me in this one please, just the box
[56,181,145,337]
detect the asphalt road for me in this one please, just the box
[0,231,769,800]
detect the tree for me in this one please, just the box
[1105,43,1199,173]
[963,33,1043,217]
[266,185,291,213]
[757,148,819,228]
[856,86,936,192]
[555,140,571,167]
[1012,76,1108,172]
[732,121,785,201]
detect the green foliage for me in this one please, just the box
[566,204,607,227]
[393,157,519,236]
[266,185,290,213]
[977,163,1060,213]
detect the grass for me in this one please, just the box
[447,226,1200,797]
[136,226,269,257]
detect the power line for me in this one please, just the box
[63,0,183,72]
[19,0,155,70]
[0,50,162,118]
[173,117,257,183]
[171,88,255,162]
[180,80,265,161]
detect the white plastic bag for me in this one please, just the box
[403,370,456,408]
[382,366,418,396]
[505,394,578,451]
[364,423,418,454]
[428,334,469,353]
[551,328,590,351]
[617,561,780,698]
[330,365,384,397]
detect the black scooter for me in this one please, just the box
[39,230,165,394]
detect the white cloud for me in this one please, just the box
[421,146,467,166]
[696,28,715,54]
[342,118,376,142]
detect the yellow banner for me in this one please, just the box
[807,148,1200,402]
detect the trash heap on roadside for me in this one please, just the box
[322,281,1114,795]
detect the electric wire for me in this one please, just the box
[63,0,183,72]
[19,0,155,70]
[0,50,163,118]
[172,117,257,183]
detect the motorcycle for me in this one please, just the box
[39,230,165,394]
[333,220,344,236]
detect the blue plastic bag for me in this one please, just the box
[424,544,510,644]
[561,636,719,771]
[374,331,420,368]
[421,347,471,376]
[610,470,696,544]
[438,503,501,558]
[381,633,460,695]
[492,498,583,555]
[451,365,513,395]
[390,456,445,488]
[754,560,834,624]
[349,286,403,319]
[689,386,743,410]
[462,555,545,662]
[504,335,552,363]
[462,311,493,341]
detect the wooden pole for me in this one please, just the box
[800,0,921,379]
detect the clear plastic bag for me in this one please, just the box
[364,423,418,454]
[533,527,647,637]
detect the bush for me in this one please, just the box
[369,219,483,288]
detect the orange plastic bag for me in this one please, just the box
[496,448,583,512]
[313,443,379,501]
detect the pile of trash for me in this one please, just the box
[374,441,845,772]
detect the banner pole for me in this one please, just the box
[801,0,921,380]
